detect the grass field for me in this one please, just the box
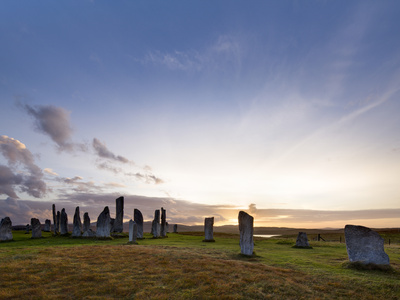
[0,230,399,299]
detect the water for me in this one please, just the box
[253,234,280,238]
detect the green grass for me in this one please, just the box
[0,231,399,299]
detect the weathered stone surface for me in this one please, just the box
[60,208,68,235]
[52,204,57,234]
[44,219,51,232]
[31,218,42,239]
[110,218,115,233]
[173,224,178,233]
[0,217,13,241]
[134,209,144,239]
[82,212,95,237]
[114,196,124,233]
[152,209,160,238]
[239,211,254,256]
[345,225,390,265]
[203,217,215,242]
[96,206,111,238]
[160,207,167,237]
[56,211,60,233]
[72,206,82,237]
[129,219,138,243]
[295,232,310,247]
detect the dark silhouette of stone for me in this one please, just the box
[52,204,56,234]
[56,211,60,233]
[114,196,124,233]
[295,232,310,247]
[96,206,111,238]
[203,217,215,242]
[152,209,160,238]
[239,211,254,256]
[160,207,167,237]
[44,219,51,232]
[72,206,82,237]
[25,224,30,234]
[60,208,68,235]
[0,217,13,241]
[166,222,169,233]
[31,218,42,238]
[134,209,144,239]
[129,219,138,243]
[173,224,178,233]
[82,212,95,237]
[110,218,115,233]
[345,225,389,265]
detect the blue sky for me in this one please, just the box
[1,1,400,228]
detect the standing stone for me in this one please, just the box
[173,224,178,233]
[344,225,390,265]
[114,196,124,233]
[31,218,42,239]
[82,212,95,237]
[110,218,115,233]
[25,224,30,234]
[295,232,310,247]
[203,217,215,242]
[72,206,82,237]
[56,211,60,233]
[60,208,68,235]
[239,211,254,256]
[134,209,144,239]
[128,220,138,243]
[152,209,161,238]
[160,207,167,237]
[96,206,111,238]
[0,217,13,241]
[52,204,57,234]
[44,219,51,232]
[166,222,169,233]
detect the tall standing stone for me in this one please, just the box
[173,224,178,233]
[134,209,144,239]
[295,232,310,248]
[52,204,57,234]
[82,212,95,237]
[114,196,124,233]
[166,222,169,233]
[344,225,390,265]
[160,207,167,237]
[152,209,161,238]
[44,219,51,232]
[0,217,13,241]
[96,206,111,238]
[31,218,42,239]
[56,211,60,233]
[60,208,68,235]
[239,211,254,256]
[72,206,82,237]
[203,217,215,242]
[128,219,138,243]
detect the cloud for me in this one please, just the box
[0,135,47,198]
[125,172,164,185]
[92,138,130,163]
[21,104,86,152]
[44,168,58,176]
[56,176,101,193]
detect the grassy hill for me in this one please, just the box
[0,230,399,299]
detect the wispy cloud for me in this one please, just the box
[0,135,47,198]
[92,138,130,163]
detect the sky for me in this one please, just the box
[1,1,400,229]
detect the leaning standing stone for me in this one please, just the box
[134,209,144,239]
[0,217,13,241]
[31,218,42,238]
[96,206,111,238]
[160,207,167,237]
[152,209,161,238]
[128,219,138,243]
[239,211,254,256]
[60,208,68,235]
[72,206,82,237]
[295,232,310,248]
[114,196,124,233]
[44,219,51,232]
[345,225,390,265]
[203,217,215,242]
[52,204,57,234]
